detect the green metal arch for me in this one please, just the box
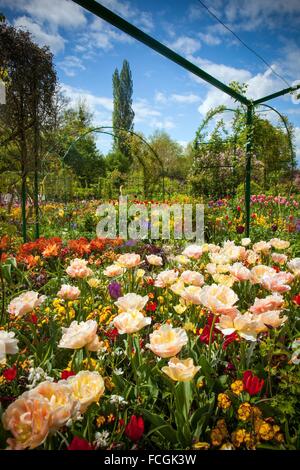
[61,126,165,200]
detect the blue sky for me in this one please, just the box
[1,0,300,162]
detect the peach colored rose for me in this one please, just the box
[245,249,259,265]
[7,291,46,318]
[287,258,300,276]
[2,392,51,449]
[199,284,239,316]
[180,285,202,305]
[271,253,287,265]
[249,294,284,314]
[115,293,148,312]
[34,381,76,430]
[209,252,231,265]
[162,357,200,382]
[170,280,185,296]
[229,262,251,281]
[154,269,178,287]
[146,254,163,266]
[57,284,80,300]
[0,330,19,364]
[64,370,105,413]
[250,265,276,284]
[103,264,125,277]
[58,320,101,351]
[212,273,235,287]
[252,241,271,254]
[221,241,246,262]
[180,270,204,286]
[66,258,93,279]
[206,263,217,275]
[270,238,290,250]
[146,324,188,358]
[182,244,203,260]
[260,272,294,293]
[117,253,141,268]
[217,312,262,341]
[113,309,151,334]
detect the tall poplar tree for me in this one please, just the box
[112,60,134,166]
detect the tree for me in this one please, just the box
[112,60,134,166]
[0,22,57,240]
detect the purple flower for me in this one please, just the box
[108,281,122,299]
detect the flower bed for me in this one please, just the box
[0,236,300,450]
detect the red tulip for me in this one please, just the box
[61,370,76,380]
[293,294,300,306]
[3,365,17,381]
[243,370,264,396]
[125,415,144,442]
[67,436,94,450]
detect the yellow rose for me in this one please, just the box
[162,357,200,382]
[65,370,105,413]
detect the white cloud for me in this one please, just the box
[190,55,251,85]
[2,0,86,28]
[171,93,201,104]
[133,99,161,123]
[61,83,113,112]
[198,33,221,46]
[96,0,154,32]
[155,92,167,104]
[13,16,65,53]
[168,36,201,55]
[58,56,86,77]
[149,118,175,130]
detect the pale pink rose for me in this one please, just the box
[201,243,220,253]
[271,253,288,265]
[154,269,178,287]
[3,392,51,449]
[64,371,105,413]
[252,241,271,254]
[117,253,141,268]
[0,330,19,364]
[103,264,125,277]
[146,254,163,266]
[249,294,284,314]
[217,312,262,341]
[287,258,300,276]
[146,324,188,358]
[221,241,246,262]
[199,284,239,316]
[182,244,203,260]
[57,284,80,300]
[209,252,231,265]
[162,357,200,382]
[180,270,204,286]
[258,310,287,330]
[250,265,276,284]
[34,381,76,430]
[260,272,294,293]
[180,285,202,305]
[58,320,101,351]
[229,262,251,281]
[113,309,151,334]
[66,258,93,279]
[270,238,290,250]
[114,293,148,312]
[206,263,217,275]
[7,291,46,318]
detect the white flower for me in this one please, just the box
[0,330,19,364]
[114,368,124,375]
[94,430,110,449]
[109,395,128,405]
[27,367,53,389]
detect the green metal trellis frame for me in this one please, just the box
[16,0,300,241]
[69,0,299,238]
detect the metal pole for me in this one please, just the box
[245,105,253,237]
[21,161,27,242]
